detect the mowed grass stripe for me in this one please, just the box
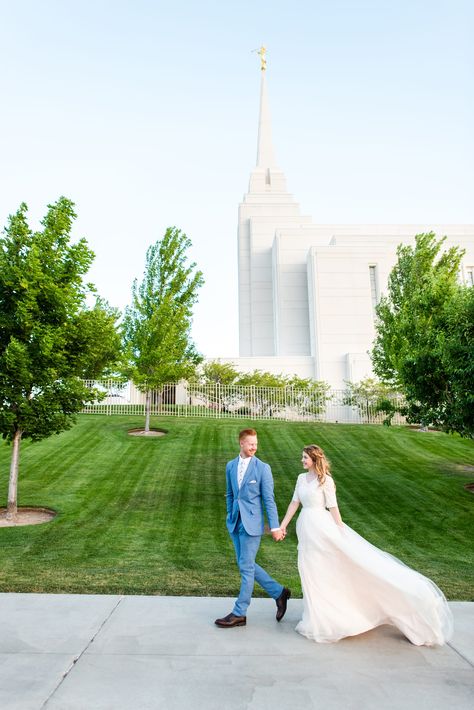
[0,415,472,598]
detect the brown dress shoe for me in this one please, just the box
[276,588,291,621]
[215,613,247,628]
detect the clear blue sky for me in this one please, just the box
[1,0,473,356]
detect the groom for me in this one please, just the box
[215,428,291,628]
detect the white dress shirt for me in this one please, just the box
[237,455,252,487]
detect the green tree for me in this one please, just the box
[0,199,122,518]
[123,227,204,432]
[343,377,402,425]
[282,376,331,419]
[200,361,239,385]
[234,370,330,418]
[191,362,241,413]
[191,365,330,418]
[372,232,473,436]
[234,369,286,387]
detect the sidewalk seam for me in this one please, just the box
[40,595,124,709]
[447,641,474,668]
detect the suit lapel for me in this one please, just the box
[232,457,240,494]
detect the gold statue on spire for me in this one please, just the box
[254,45,267,71]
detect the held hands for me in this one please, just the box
[271,527,287,542]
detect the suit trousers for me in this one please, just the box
[230,517,283,616]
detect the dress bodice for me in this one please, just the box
[292,473,338,509]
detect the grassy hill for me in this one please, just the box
[0,415,472,599]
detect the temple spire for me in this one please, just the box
[255,46,276,168]
[257,45,267,71]
[247,46,288,194]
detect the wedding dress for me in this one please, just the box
[292,473,453,645]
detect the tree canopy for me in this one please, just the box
[372,232,473,437]
[194,362,330,418]
[343,377,401,425]
[198,362,329,391]
[122,227,204,431]
[0,198,122,516]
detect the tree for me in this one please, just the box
[235,369,289,388]
[233,371,329,418]
[190,362,241,413]
[343,377,402,425]
[193,365,330,418]
[123,227,204,432]
[372,232,473,437]
[0,199,122,518]
[200,361,239,385]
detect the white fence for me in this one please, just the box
[81,380,406,425]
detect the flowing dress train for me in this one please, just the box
[292,473,453,646]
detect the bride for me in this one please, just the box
[279,445,453,646]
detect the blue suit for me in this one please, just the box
[225,455,284,616]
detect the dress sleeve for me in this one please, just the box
[323,476,337,508]
[291,475,301,503]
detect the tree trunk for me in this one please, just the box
[7,428,22,520]
[144,389,151,433]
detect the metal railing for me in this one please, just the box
[81,380,406,425]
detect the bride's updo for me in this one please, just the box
[303,445,334,487]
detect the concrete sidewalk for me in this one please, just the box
[0,595,472,710]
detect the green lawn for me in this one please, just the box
[0,415,473,599]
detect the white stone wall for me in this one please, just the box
[238,195,311,356]
[234,222,474,388]
[306,244,387,386]
[304,226,474,387]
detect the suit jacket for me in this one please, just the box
[225,455,280,536]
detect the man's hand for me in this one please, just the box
[271,528,285,542]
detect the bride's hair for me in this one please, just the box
[303,445,334,487]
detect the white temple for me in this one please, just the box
[219,52,474,388]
